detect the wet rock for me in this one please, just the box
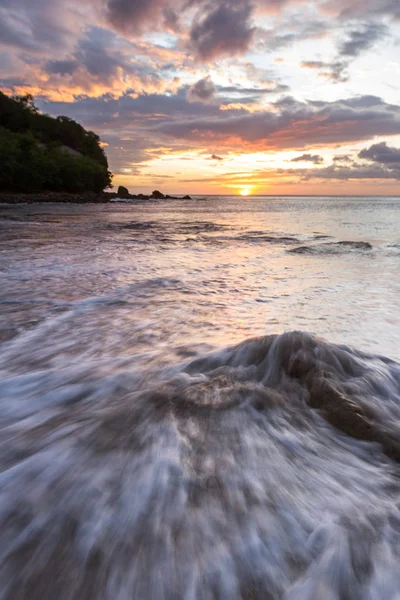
[151,190,165,199]
[117,186,130,199]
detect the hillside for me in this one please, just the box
[0,93,112,194]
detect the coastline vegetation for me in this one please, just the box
[0,92,112,193]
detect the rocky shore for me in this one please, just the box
[0,189,192,204]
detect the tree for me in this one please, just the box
[0,92,113,193]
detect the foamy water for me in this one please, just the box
[1,195,400,598]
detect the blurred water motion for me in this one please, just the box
[1,196,400,598]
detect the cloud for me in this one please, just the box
[43,92,400,174]
[186,80,289,108]
[298,163,400,181]
[333,154,351,162]
[282,141,400,182]
[38,27,169,98]
[290,154,324,164]
[330,0,400,21]
[0,0,80,51]
[105,0,168,33]
[339,22,388,57]
[45,27,132,82]
[46,59,78,76]
[216,82,289,103]
[189,0,255,61]
[358,142,400,165]
[260,16,330,51]
[187,75,215,102]
[38,88,224,130]
[153,95,400,150]
[300,60,348,83]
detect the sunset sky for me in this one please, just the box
[1,0,400,195]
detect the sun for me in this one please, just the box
[239,187,252,196]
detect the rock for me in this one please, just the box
[117,186,130,198]
[151,190,165,199]
[182,195,192,200]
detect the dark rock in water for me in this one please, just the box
[183,194,192,200]
[336,241,372,250]
[137,193,149,200]
[151,190,165,199]
[289,240,373,255]
[102,191,118,200]
[117,186,130,199]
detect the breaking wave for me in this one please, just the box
[1,331,400,598]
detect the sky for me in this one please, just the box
[0,0,400,195]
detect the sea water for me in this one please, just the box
[0,195,400,599]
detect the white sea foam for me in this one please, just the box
[1,196,400,598]
[0,331,400,598]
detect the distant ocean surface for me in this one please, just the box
[1,195,400,599]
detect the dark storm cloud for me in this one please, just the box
[290,154,324,164]
[154,95,400,149]
[189,0,255,61]
[187,75,216,102]
[358,142,400,165]
[339,22,388,57]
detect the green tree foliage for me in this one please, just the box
[0,92,112,192]
[0,127,112,193]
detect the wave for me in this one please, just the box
[289,241,373,255]
[1,331,400,598]
[232,234,299,244]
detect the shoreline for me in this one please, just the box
[0,191,192,204]
[0,192,109,204]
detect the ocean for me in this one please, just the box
[0,195,400,598]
